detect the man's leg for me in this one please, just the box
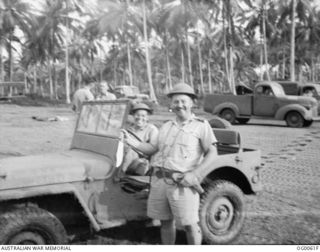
[160,219,176,245]
[185,223,202,245]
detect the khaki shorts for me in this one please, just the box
[147,177,200,226]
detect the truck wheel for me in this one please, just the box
[236,118,250,124]
[220,109,236,124]
[285,111,304,128]
[0,207,67,245]
[303,120,313,127]
[199,180,245,244]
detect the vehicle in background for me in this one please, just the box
[112,85,149,102]
[204,81,318,127]
[276,81,320,114]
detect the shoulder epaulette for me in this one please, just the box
[194,117,206,123]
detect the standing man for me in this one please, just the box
[72,79,95,113]
[148,83,217,245]
[96,81,116,101]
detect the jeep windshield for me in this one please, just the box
[77,101,129,137]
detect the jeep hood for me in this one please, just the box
[0,150,114,190]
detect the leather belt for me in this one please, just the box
[152,167,181,180]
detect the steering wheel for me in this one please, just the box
[125,129,149,159]
[126,129,142,142]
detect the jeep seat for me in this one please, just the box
[213,128,241,153]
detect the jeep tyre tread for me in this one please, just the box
[199,180,245,244]
[0,206,67,245]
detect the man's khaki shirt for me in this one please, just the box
[151,115,217,173]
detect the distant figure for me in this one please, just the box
[303,89,313,97]
[96,81,116,101]
[72,81,95,113]
[264,87,274,96]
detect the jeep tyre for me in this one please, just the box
[220,109,236,124]
[0,207,67,245]
[199,180,245,244]
[285,111,304,128]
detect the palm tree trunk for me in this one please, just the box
[0,41,3,81]
[33,65,37,94]
[222,4,229,93]
[0,42,3,96]
[186,30,193,88]
[54,65,58,100]
[181,44,185,83]
[282,50,286,79]
[260,45,264,80]
[40,77,44,97]
[77,71,81,90]
[48,60,54,99]
[229,45,235,94]
[8,31,13,96]
[290,0,296,81]
[262,5,270,81]
[226,1,235,95]
[166,47,172,90]
[197,36,204,95]
[142,0,157,103]
[208,51,212,93]
[127,42,133,86]
[113,61,117,86]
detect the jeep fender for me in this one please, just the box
[275,104,310,120]
[213,102,240,117]
[196,155,256,193]
[0,183,101,231]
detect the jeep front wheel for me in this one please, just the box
[285,111,304,128]
[0,207,67,245]
[199,180,245,244]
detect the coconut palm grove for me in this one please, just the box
[0,0,320,104]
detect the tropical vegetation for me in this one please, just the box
[0,0,320,104]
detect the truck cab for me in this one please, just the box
[277,81,320,114]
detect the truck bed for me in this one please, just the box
[204,94,252,115]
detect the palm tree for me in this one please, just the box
[0,0,31,83]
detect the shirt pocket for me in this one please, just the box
[176,130,199,159]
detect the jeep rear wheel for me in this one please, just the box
[199,180,245,244]
[220,109,236,124]
[0,207,67,245]
[285,111,304,128]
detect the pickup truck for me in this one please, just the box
[0,100,262,245]
[204,81,318,127]
[276,81,320,114]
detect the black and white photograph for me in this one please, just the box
[0,0,319,248]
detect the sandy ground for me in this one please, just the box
[1,103,320,245]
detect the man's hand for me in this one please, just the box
[175,172,204,194]
[121,129,140,148]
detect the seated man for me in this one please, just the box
[120,103,159,176]
[263,87,274,96]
